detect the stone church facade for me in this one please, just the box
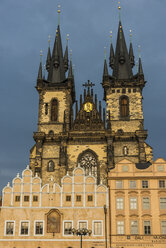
[0,8,166,248]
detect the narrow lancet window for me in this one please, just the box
[51,99,58,121]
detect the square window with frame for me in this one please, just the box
[6,221,14,235]
[142,197,150,210]
[88,195,93,202]
[116,198,124,210]
[33,195,38,202]
[161,221,166,234]
[66,195,71,202]
[76,195,81,202]
[116,180,123,189]
[117,221,124,235]
[20,222,29,235]
[130,197,137,210]
[160,198,166,209]
[35,221,43,235]
[130,220,138,235]
[144,221,151,235]
[78,221,87,229]
[129,181,136,189]
[159,180,166,188]
[142,180,149,189]
[64,221,72,235]
[24,195,29,202]
[93,221,102,236]
[15,195,20,202]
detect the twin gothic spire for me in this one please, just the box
[37,24,73,84]
[106,20,144,81]
[37,13,144,85]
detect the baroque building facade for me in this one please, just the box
[0,9,166,248]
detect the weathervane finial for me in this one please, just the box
[57,4,61,25]
[118,1,121,21]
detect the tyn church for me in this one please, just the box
[0,7,166,248]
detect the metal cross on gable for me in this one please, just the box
[82,80,95,91]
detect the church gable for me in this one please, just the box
[71,82,105,131]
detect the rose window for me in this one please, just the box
[78,152,98,178]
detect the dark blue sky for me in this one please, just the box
[0,0,166,190]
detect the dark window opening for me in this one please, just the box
[120,96,129,118]
[76,195,81,202]
[66,195,71,202]
[24,196,29,202]
[47,160,55,172]
[51,99,58,121]
[15,196,20,202]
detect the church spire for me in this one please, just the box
[68,49,73,80]
[112,21,133,80]
[138,46,144,76]
[47,7,66,83]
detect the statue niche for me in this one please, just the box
[47,210,60,233]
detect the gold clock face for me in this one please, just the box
[84,102,93,112]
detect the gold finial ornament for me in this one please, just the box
[57,4,61,13]
[57,4,61,25]
[118,1,121,21]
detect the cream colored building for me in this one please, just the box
[0,166,108,248]
[108,158,166,248]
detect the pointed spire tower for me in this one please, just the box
[129,30,135,68]
[103,47,109,81]
[102,2,152,166]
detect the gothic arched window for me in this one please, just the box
[78,150,99,182]
[120,96,129,118]
[47,160,55,172]
[51,99,58,121]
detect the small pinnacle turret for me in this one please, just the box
[129,42,135,68]
[138,57,144,76]
[103,59,109,80]
[109,43,114,68]
[46,46,51,72]
[64,44,69,72]
[68,60,73,79]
